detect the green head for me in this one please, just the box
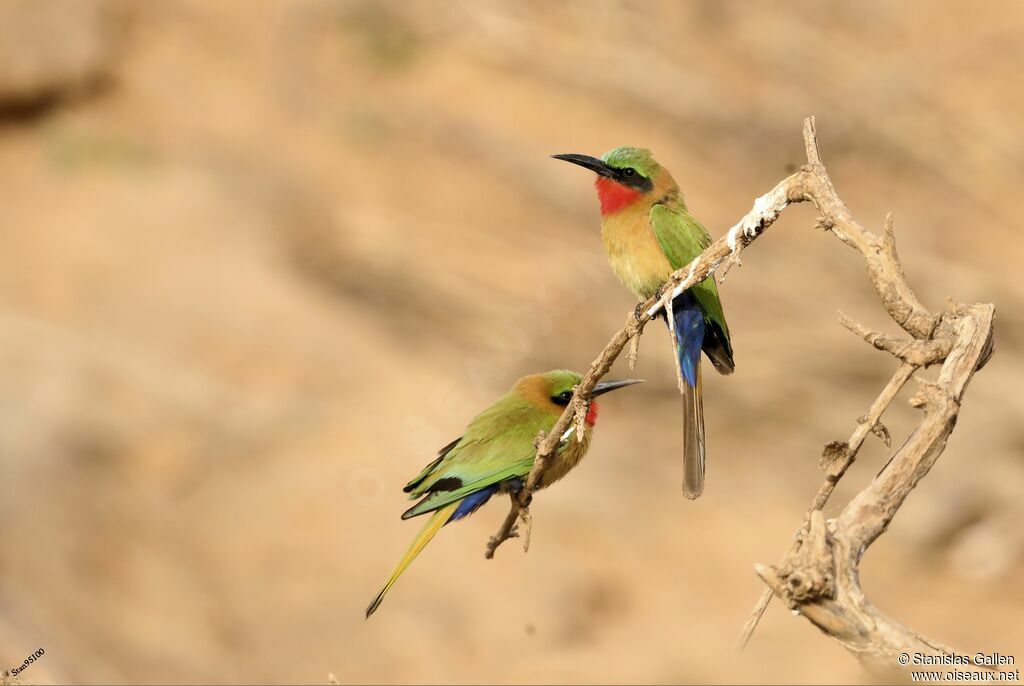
[539,369,583,404]
[601,146,661,183]
[514,369,643,424]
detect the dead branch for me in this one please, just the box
[735,121,995,674]
[484,117,996,675]
[755,303,994,673]
[838,311,952,368]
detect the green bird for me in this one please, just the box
[366,369,641,617]
[553,148,734,499]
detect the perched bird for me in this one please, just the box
[553,148,734,499]
[365,370,641,617]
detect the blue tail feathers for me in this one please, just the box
[671,292,706,388]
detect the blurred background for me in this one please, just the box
[0,1,1021,683]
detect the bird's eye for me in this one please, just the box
[622,167,636,177]
[552,390,573,406]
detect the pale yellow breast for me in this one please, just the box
[538,429,593,489]
[600,205,673,299]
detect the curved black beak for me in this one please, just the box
[552,153,615,178]
[592,379,644,396]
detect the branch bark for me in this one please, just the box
[483,117,996,675]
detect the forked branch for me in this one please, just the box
[484,118,996,675]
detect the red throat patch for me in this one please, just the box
[585,401,600,427]
[595,177,644,215]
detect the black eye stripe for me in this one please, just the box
[610,166,654,192]
[551,390,573,406]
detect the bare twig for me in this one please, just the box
[762,303,994,672]
[626,330,641,370]
[838,311,951,367]
[736,361,916,651]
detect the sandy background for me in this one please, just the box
[0,1,1022,683]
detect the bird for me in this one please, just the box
[553,147,734,499]
[365,369,642,618]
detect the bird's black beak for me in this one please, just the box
[592,379,644,396]
[552,153,615,178]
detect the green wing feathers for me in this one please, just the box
[401,400,553,519]
[401,459,533,519]
[402,437,460,493]
[650,204,735,372]
[649,203,712,266]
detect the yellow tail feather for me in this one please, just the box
[365,501,460,618]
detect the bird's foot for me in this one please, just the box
[633,302,645,324]
[505,478,533,507]
[637,284,667,322]
[654,283,668,307]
